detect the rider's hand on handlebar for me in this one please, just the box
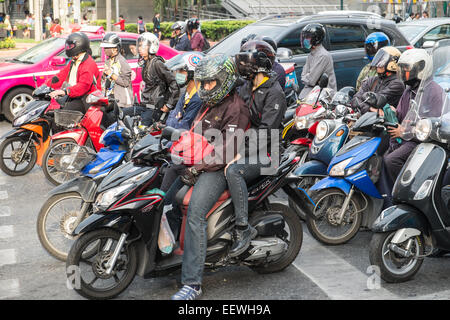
[387,125,402,139]
[369,107,384,117]
[49,89,65,99]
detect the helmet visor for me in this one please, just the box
[397,60,425,82]
[234,52,254,76]
[370,49,390,68]
[365,42,378,59]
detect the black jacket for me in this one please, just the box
[351,73,405,114]
[238,74,287,159]
[141,55,180,109]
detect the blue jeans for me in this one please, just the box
[225,162,264,226]
[181,170,227,286]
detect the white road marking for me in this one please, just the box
[0,206,11,217]
[0,225,14,239]
[0,279,20,299]
[293,232,399,300]
[0,190,8,200]
[0,249,17,267]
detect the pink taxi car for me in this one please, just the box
[0,29,179,121]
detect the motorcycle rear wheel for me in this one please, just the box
[66,228,138,300]
[306,188,362,245]
[250,203,303,274]
[0,136,37,176]
[369,231,424,283]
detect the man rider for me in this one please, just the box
[225,40,287,257]
[170,54,250,300]
[170,21,192,52]
[122,32,179,127]
[299,23,337,100]
[356,32,390,91]
[48,32,101,112]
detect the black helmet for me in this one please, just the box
[240,33,257,47]
[101,32,121,50]
[65,32,90,58]
[255,35,277,53]
[300,23,325,50]
[187,18,200,32]
[235,40,275,78]
[194,54,238,108]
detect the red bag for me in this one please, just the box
[169,108,215,165]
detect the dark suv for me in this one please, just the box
[208,11,412,90]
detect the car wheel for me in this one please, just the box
[2,87,34,122]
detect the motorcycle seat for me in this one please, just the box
[179,187,230,207]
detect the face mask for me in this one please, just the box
[303,38,312,50]
[176,73,187,86]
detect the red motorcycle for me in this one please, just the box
[41,90,110,185]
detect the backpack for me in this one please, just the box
[202,37,210,51]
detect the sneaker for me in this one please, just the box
[229,225,257,257]
[170,285,202,300]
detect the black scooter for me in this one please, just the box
[369,80,450,283]
[65,126,315,300]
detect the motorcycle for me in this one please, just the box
[369,46,450,283]
[288,86,357,220]
[36,105,150,261]
[65,126,314,300]
[0,85,59,176]
[305,92,394,245]
[41,90,114,186]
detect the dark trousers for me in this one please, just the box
[122,105,154,126]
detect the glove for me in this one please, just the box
[180,167,200,186]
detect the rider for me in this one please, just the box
[378,48,443,208]
[240,34,286,89]
[351,46,405,115]
[122,32,179,127]
[170,54,250,300]
[101,33,133,108]
[48,32,101,112]
[299,23,337,99]
[225,40,287,257]
[170,21,192,52]
[356,32,391,91]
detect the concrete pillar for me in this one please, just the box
[73,0,80,23]
[53,0,60,19]
[106,0,111,31]
[34,0,42,41]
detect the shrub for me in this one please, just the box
[0,38,16,49]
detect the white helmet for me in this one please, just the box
[137,32,159,55]
[397,48,433,86]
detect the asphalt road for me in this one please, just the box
[1,119,450,301]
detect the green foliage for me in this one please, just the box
[81,1,95,9]
[90,19,255,41]
[0,38,16,49]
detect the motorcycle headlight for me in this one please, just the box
[316,121,329,141]
[415,118,432,142]
[95,183,133,210]
[329,157,365,177]
[12,104,47,127]
[295,115,311,130]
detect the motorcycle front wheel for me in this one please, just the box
[0,136,37,176]
[305,188,362,245]
[66,228,138,300]
[369,231,424,283]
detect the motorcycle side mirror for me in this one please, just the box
[318,74,329,89]
[123,115,134,131]
[162,126,181,142]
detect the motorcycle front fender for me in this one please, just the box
[73,212,132,236]
[371,204,429,236]
[292,160,328,176]
[309,176,352,195]
[48,176,97,202]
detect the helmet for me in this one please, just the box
[168,52,203,86]
[364,32,390,61]
[137,32,159,55]
[171,21,186,33]
[194,54,238,107]
[255,35,277,53]
[397,48,433,86]
[187,18,200,33]
[370,46,401,73]
[65,32,90,58]
[300,23,325,50]
[101,32,121,49]
[235,40,275,78]
[240,33,257,47]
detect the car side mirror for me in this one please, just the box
[50,56,67,66]
[276,47,293,60]
[318,74,329,89]
[422,41,436,49]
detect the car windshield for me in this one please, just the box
[207,24,285,56]
[397,24,428,42]
[12,37,66,64]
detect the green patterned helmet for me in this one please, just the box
[194,54,238,108]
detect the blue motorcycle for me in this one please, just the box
[36,108,151,261]
[288,87,357,220]
[305,93,394,245]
